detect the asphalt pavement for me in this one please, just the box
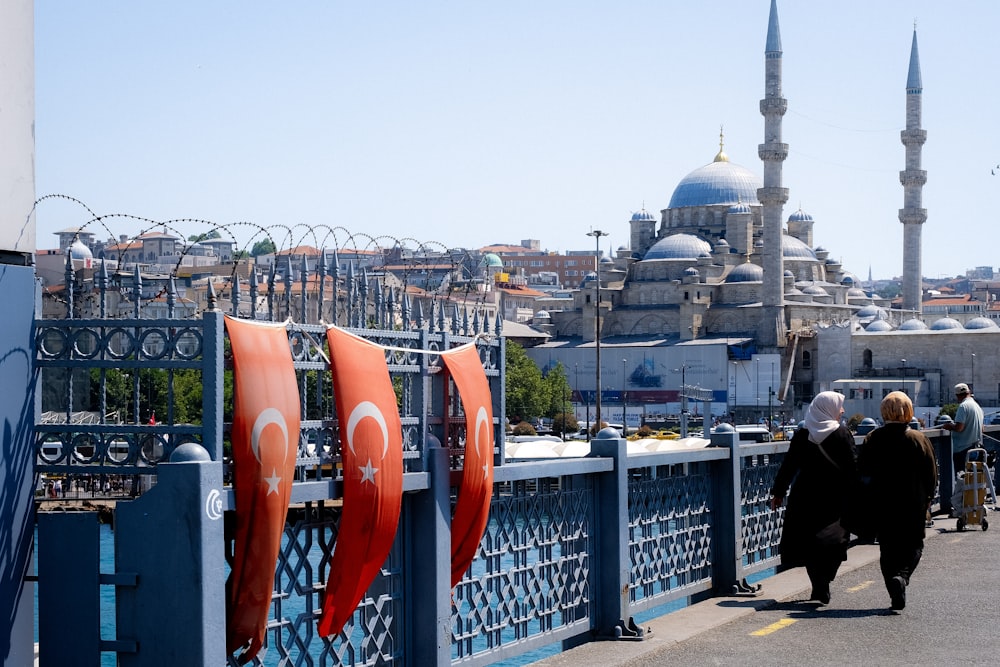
[535,510,1000,667]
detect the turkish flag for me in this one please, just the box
[318,325,403,637]
[441,343,495,587]
[224,316,301,664]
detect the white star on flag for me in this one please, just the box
[359,459,379,484]
[264,468,282,495]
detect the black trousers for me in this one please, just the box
[878,534,924,587]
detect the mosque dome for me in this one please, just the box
[69,239,93,260]
[782,234,817,259]
[725,262,764,283]
[929,317,962,331]
[899,318,928,331]
[728,201,752,215]
[631,209,657,222]
[965,317,998,330]
[667,159,762,209]
[684,267,700,277]
[847,288,867,298]
[643,233,713,260]
[600,255,614,264]
[481,253,503,268]
[788,208,814,222]
[784,270,794,278]
[856,304,885,319]
[802,285,829,296]
[714,238,731,251]
[534,310,551,320]
[865,319,894,332]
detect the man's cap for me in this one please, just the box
[955,383,971,395]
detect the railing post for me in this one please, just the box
[405,440,452,665]
[588,430,644,639]
[709,427,742,595]
[115,444,226,666]
[201,309,225,461]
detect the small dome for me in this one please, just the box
[581,271,598,283]
[788,208,814,222]
[599,255,614,264]
[714,238,731,249]
[929,317,962,331]
[865,319,894,332]
[847,287,867,298]
[481,253,503,268]
[643,233,713,261]
[899,318,928,331]
[841,275,854,285]
[630,209,657,222]
[802,285,829,296]
[684,266,700,277]
[856,304,885,319]
[534,310,551,320]
[782,234,818,259]
[965,317,998,330]
[69,239,93,260]
[728,201,752,215]
[784,270,794,277]
[725,262,764,283]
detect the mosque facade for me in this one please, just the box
[525,1,1000,424]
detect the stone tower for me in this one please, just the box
[899,27,927,313]
[757,0,789,344]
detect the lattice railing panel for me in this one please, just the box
[740,452,785,567]
[627,463,714,604]
[451,478,594,661]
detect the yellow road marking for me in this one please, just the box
[847,580,874,592]
[750,618,797,636]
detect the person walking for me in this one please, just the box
[857,391,937,611]
[941,382,983,477]
[770,391,857,605]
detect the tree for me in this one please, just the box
[505,341,547,422]
[251,238,276,257]
[188,230,221,242]
[541,362,572,419]
[551,412,579,437]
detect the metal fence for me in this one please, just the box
[33,253,803,666]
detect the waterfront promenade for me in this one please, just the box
[536,512,1000,666]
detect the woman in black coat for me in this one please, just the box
[770,391,857,604]
[858,391,938,611]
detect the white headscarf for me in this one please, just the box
[803,391,844,444]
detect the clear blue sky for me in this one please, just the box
[34,1,1000,280]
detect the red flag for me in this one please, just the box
[224,316,301,664]
[318,325,403,637]
[441,343,495,587]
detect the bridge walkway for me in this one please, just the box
[536,511,1000,666]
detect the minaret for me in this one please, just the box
[758,0,788,343]
[899,26,927,313]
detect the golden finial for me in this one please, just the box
[714,125,729,163]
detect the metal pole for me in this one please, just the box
[587,229,608,432]
[622,358,627,435]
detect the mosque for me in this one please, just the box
[525,1,1000,426]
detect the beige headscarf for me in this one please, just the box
[803,391,844,444]
[880,391,913,424]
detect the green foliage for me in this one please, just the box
[188,230,221,242]
[551,412,579,437]
[636,424,654,437]
[876,282,901,299]
[940,403,959,419]
[251,238,277,257]
[511,421,537,436]
[846,413,865,431]
[505,341,547,422]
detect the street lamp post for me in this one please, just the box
[677,364,688,437]
[755,358,760,423]
[731,361,738,424]
[587,229,608,435]
[622,358,628,435]
[971,353,976,394]
[901,358,907,396]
